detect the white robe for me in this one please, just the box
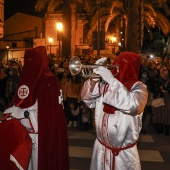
[81,79,148,170]
[11,101,38,170]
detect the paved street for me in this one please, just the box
[68,125,170,170]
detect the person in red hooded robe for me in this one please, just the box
[4,46,69,170]
[81,52,148,170]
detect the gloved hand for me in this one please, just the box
[92,57,108,81]
[4,106,24,119]
[95,57,107,65]
[93,67,115,84]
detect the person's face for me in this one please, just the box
[70,103,74,109]
[63,67,69,75]
[164,57,169,63]
[0,68,5,77]
[89,58,94,64]
[160,67,169,79]
[152,69,158,78]
[148,62,154,69]
[142,72,148,79]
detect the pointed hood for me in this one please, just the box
[112,51,140,90]
[9,46,53,108]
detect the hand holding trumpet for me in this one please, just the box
[93,67,115,85]
[69,56,119,80]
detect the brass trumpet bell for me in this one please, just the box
[69,56,119,78]
[69,56,82,75]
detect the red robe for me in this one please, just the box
[0,118,32,170]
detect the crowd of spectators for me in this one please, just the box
[0,59,22,115]
[1,53,170,135]
[139,55,170,136]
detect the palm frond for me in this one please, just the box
[35,0,49,12]
[47,0,61,13]
[155,12,170,35]
[103,0,124,32]
[104,10,121,32]
[144,4,157,17]
[144,12,156,27]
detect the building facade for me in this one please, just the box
[0,10,116,63]
[0,0,4,38]
[0,12,44,62]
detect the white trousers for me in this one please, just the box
[28,134,38,170]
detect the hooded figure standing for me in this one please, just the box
[81,52,148,170]
[4,46,69,170]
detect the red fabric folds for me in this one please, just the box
[103,51,140,114]
[7,46,69,170]
[112,51,140,91]
[38,76,69,170]
[0,118,32,170]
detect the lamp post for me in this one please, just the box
[112,36,117,54]
[56,22,63,59]
[48,37,53,56]
[97,0,101,58]
[6,45,9,62]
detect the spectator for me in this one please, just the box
[140,70,155,134]
[5,67,20,105]
[0,67,8,106]
[64,72,82,127]
[78,103,93,131]
[146,60,157,78]
[152,64,170,135]
[67,102,80,127]
[0,59,4,68]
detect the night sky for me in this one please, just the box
[4,0,45,20]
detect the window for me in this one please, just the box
[12,43,17,48]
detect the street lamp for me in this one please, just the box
[48,37,53,56]
[6,45,9,62]
[112,36,117,54]
[56,22,63,59]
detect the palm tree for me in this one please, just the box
[84,0,170,53]
[126,0,140,53]
[35,0,170,54]
[35,0,61,13]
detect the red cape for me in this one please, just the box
[0,118,32,170]
[8,46,69,170]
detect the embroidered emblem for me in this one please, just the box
[18,85,29,99]
[58,89,64,108]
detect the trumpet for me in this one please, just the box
[69,56,119,78]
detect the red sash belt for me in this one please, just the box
[97,137,137,170]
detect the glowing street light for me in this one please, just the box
[6,45,9,62]
[150,54,154,58]
[112,36,117,43]
[48,37,53,55]
[112,36,117,54]
[56,22,63,59]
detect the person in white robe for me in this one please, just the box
[81,52,148,170]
